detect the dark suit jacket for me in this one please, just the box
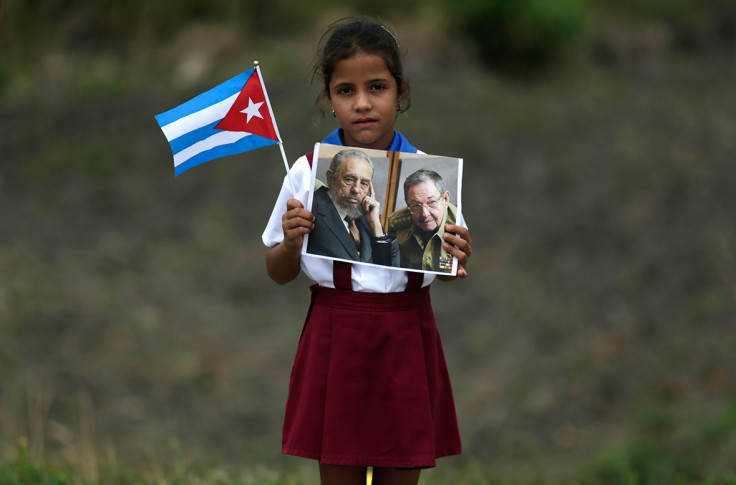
[307,186,399,266]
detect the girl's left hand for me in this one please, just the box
[442,224,472,278]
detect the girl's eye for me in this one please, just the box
[370,84,386,91]
[336,86,353,95]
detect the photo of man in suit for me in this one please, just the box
[307,149,399,266]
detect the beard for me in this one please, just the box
[328,186,365,219]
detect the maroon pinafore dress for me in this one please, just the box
[281,261,462,468]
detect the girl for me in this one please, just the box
[262,18,472,485]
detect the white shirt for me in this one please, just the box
[262,155,434,292]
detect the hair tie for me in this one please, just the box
[380,25,399,48]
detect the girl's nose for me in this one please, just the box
[354,90,371,111]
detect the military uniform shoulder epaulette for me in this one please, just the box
[388,207,413,232]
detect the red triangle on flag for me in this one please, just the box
[215,70,280,141]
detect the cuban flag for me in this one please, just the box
[155,66,282,177]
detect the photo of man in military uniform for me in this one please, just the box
[388,169,458,273]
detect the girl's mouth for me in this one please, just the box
[353,118,376,127]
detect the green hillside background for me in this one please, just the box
[1,1,735,483]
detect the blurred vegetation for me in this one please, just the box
[441,0,593,73]
[0,439,315,485]
[439,0,736,73]
[2,0,736,484]
[2,0,735,72]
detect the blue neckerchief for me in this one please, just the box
[321,128,418,154]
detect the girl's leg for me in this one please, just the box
[372,467,421,485]
[319,464,367,485]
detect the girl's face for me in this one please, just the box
[328,50,402,151]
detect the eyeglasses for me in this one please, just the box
[408,198,441,214]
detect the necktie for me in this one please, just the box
[346,217,360,247]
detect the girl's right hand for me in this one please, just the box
[281,198,315,253]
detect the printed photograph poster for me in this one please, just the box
[303,143,464,276]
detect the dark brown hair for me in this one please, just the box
[313,18,411,113]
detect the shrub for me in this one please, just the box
[443,0,593,73]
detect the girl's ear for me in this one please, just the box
[397,80,409,109]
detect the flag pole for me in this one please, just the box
[278,141,296,197]
[254,61,296,197]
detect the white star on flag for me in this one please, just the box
[241,98,264,123]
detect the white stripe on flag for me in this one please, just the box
[173,130,250,167]
[161,92,240,141]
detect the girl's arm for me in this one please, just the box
[437,224,472,281]
[266,199,315,284]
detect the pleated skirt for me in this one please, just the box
[282,284,461,468]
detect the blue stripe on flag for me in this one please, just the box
[174,133,280,177]
[168,120,222,155]
[155,69,254,127]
